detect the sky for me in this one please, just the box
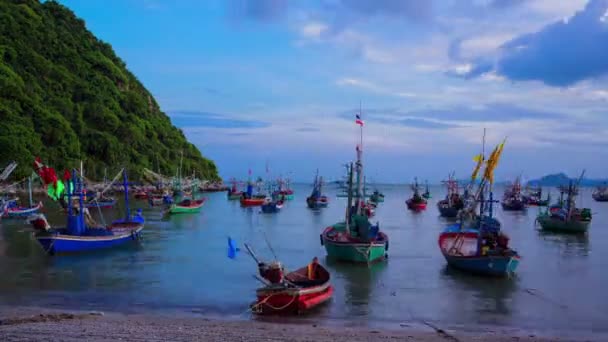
[58,0,608,183]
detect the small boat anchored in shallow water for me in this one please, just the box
[438,134,520,277]
[321,108,388,263]
[406,178,427,211]
[245,244,333,315]
[29,163,144,255]
[536,173,591,234]
[306,170,328,209]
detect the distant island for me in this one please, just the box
[0,0,218,180]
[526,173,607,187]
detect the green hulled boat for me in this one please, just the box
[167,198,206,214]
[321,112,388,263]
[536,175,591,234]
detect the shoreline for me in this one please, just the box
[0,306,605,341]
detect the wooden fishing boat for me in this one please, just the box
[437,174,464,218]
[29,165,144,255]
[439,220,520,276]
[522,186,550,206]
[306,170,329,209]
[168,198,206,214]
[592,184,608,202]
[134,190,148,199]
[369,189,384,204]
[501,177,526,211]
[4,201,43,218]
[537,177,591,234]
[252,261,333,314]
[439,134,520,277]
[321,110,388,263]
[226,178,242,200]
[406,178,427,211]
[2,176,42,218]
[244,245,333,315]
[422,180,431,199]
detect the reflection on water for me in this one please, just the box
[537,231,590,257]
[0,185,607,332]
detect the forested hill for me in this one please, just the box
[0,0,218,180]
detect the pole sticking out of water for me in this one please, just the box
[262,230,278,261]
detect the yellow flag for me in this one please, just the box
[485,139,507,184]
[471,155,484,181]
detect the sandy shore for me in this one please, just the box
[0,307,603,342]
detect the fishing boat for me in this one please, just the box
[167,197,206,214]
[134,190,149,199]
[437,173,464,218]
[536,174,592,233]
[438,137,520,277]
[244,244,333,315]
[523,186,550,206]
[278,178,295,201]
[321,109,389,263]
[369,189,384,204]
[2,176,42,218]
[240,179,266,207]
[28,165,144,255]
[406,178,427,211]
[227,179,242,200]
[148,191,173,207]
[306,170,329,209]
[592,183,608,202]
[422,180,432,199]
[261,182,284,213]
[501,177,526,211]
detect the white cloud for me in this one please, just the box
[300,22,328,39]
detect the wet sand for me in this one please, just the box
[0,307,604,341]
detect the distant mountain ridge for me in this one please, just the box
[527,173,608,187]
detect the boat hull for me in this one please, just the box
[227,192,241,200]
[36,224,143,254]
[4,202,43,218]
[406,200,427,211]
[240,198,265,207]
[501,202,526,211]
[443,253,520,276]
[537,215,590,233]
[168,199,206,214]
[592,194,608,202]
[437,202,459,218]
[321,225,387,263]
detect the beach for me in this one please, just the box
[0,307,604,342]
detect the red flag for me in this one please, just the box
[63,169,71,181]
[355,113,364,126]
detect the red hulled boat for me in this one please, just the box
[251,259,333,315]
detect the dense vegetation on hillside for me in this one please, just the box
[0,0,218,180]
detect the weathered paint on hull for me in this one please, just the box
[537,216,589,233]
[443,254,520,276]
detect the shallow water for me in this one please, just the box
[0,185,607,332]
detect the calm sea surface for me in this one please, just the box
[0,184,607,332]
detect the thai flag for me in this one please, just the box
[355,113,364,126]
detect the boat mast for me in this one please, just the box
[123,168,130,220]
[356,101,363,215]
[28,175,33,207]
[345,162,353,231]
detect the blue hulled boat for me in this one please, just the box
[306,170,328,209]
[29,169,144,255]
[438,136,520,277]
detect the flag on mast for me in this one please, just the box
[355,113,364,126]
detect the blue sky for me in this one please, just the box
[59,0,608,182]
